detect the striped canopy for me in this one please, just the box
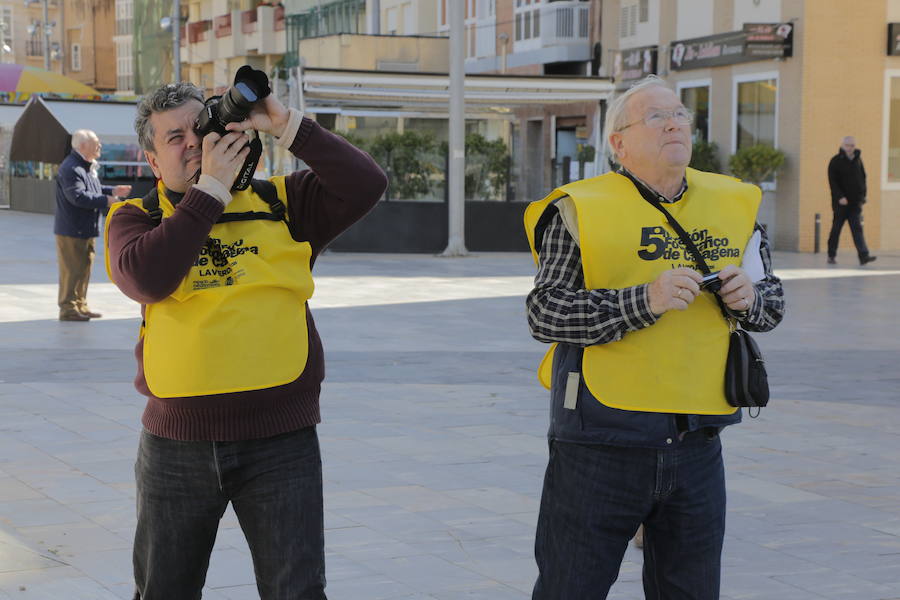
[0,64,100,97]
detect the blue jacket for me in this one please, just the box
[549,342,742,449]
[54,150,112,238]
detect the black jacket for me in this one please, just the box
[827,148,866,206]
[54,150,112,238]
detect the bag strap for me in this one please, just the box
[141,187,163,226]
[141,179,286,227]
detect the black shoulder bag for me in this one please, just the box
[638,191,769,410]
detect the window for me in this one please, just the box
[681,85,710,142]
[70,43,81,71]
[735,78,777,151]
[514,0,540,42]
[639,0,649,23]
[887,76,900,182]
[620,3,637,38]
[386,7,397,35]
[1,8,13,64]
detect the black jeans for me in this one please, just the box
[532,432,726,600]
[827,203,869,260]
[133,427,327,600]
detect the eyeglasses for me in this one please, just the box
[618,108,694,131]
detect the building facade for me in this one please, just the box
[180,0,287,95]
[113,0,133,93]
[602,0,900,252]
[0,0,64,73]
[62,0,117,93]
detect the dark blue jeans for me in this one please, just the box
[133,427,327,600]
[532,432,726,600]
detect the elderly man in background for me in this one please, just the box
[54,129,131,321]
[524,76,785,598]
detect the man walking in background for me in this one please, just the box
[827,136,875,266]
[54,129,131,321]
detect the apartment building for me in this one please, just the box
[0,0,64,73]
[62,0,117,93]
[179,0,287,95]
[600,0,900,253]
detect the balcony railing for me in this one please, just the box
[214,14,231,38]
[25,39,43,57]
[116,18,132,36]
[188,20,211,44]
[241,9,257,34]
[542,1,589,46]
[183,5,288,65]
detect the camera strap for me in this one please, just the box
[620,170,733,319]
[141,178,286,227]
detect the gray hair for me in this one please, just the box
[71,129,97,149]
[603,75,673,164]
[134,82,205,152]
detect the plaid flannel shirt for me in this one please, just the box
[526,176,785,347]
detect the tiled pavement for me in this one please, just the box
[1,208,900,599]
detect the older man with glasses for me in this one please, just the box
[524,76,785,599]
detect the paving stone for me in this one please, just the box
[2,210,900,597]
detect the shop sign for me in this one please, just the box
[743,23,793,58]
[670,23,793,71]
[613,46,658,84]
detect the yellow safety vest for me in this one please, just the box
[105,178,315,398]
[524,168,760,414]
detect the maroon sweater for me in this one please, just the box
[107,118,387,441]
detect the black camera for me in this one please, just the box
[194,65,271,190]
[699,271,722,293]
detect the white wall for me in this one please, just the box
[619,0,660,50]
[676,0,714,40]
[888,0,900,21]
[733,0,783,30]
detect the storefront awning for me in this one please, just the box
[9,96,138,163]
[299,68,615,116]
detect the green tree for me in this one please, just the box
[576,144,596,180]
[463,133,509,200]
[364,131,440,201]
[689,140,722,173]
[728,144,786,186]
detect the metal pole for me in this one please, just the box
[814,213,820,254]
[173,0,182,82]
[443,0,467,256]
[42,0,50,71]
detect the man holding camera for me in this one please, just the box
[105,76,386,599]
[524,77,785,598]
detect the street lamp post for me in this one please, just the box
[443,0,467,257]
[41,0,49,70]
[24,0,56,71]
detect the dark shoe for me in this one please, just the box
[860,256,877,266]
[79,309,103,318]
[827,257,836,265]
[59,313,90,322]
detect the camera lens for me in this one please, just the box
[218,80,260,125]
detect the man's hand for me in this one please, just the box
[107,195,118,207]
[225,95,291,139]
[838,197,848,206]
[201,131,252,189]
[716,265,755,313]
[112,185,132,197]
[647,268,702,315]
